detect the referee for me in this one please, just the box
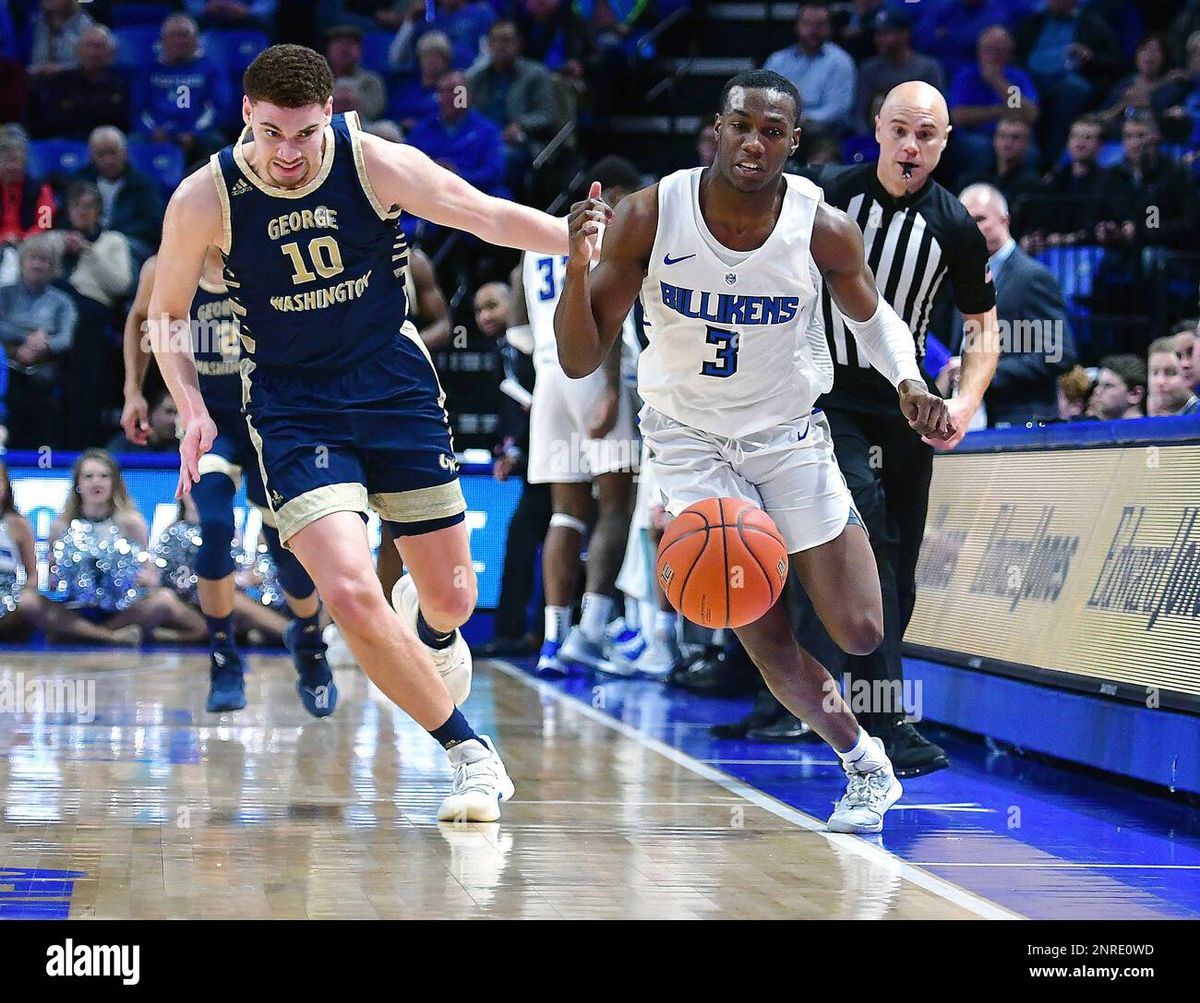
[771,81,1000,776]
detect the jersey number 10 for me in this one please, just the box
[701,325,739,378]
[281,236,345,285]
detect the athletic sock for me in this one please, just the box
[205,614,235,654]
[544,605,571,643]
[429,707,480,749]
[579,592,613,642]
[417,611,456,650]
[292,612,322,649]
[623,594,641,632]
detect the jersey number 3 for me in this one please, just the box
[281,236,345,285]
[701,325,739,378]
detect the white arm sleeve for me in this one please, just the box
[840,296,923,390]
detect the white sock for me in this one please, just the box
[579,592,613,642]
[837,728,884,770]
[654,609,678,642]
[544,606,571,643]
[623,594,640,632]
[639,600,657,636]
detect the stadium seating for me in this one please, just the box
[127,141,185,197]
[26,139,88,182]
[200,30,271,84]
[360,31,394,76]
[113,26,160,69]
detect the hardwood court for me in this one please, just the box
[0,649,1006,920]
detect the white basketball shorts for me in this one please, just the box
[639,405,856,554]
[527,365,638,484]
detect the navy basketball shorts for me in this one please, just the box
[242,325,466,547]
[198,408,271,511]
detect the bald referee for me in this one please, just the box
[762,82,1000,775]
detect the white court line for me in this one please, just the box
[489,659,1023,921]
[701,758,841,766]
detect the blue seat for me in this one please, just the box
[360,31,395,75]
[26,139,89,182]
[127,141,185,197]
[1034,245,1105,314]
[113,26,160,68]
[201,30,269,82]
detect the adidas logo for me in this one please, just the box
[213,652,226,667]
[230,178,251,197]
[270,490,284,507]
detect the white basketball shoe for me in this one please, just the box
[391,573,472,705]
[827,735,903,834]
[437,736,516,823]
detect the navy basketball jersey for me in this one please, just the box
[190,276,242,420]
[209,111,410,375]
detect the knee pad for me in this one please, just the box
[549,512,588,536]
[192,473,237,580]
[260,523,316,600]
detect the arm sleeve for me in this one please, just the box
[841,296,924,389]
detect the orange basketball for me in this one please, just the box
[656,498,788,629]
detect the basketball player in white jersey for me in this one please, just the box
[520,157,643,678]
[555,70,953,833]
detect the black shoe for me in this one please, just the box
[473,633,539,658]
[675,647,761,696]
[746,711,816,743]
[668,645,718,686]
[878,720,949,778]
[711,689,781,739]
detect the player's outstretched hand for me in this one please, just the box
[568,181,613,266]
[176,413,217,499]
[120,392,150,445]
[899,379,954,443]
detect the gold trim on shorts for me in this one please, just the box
[275,482,369,545]
[197,453,242,483]
[369,480,466,524]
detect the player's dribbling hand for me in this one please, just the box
[922,395,974,451]
[898,379,955,443]
[568,181,613,265]
[176,414,217,499]
[121,393,150,445]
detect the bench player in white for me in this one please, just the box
[554,70,954,833]
[519,156,643,678]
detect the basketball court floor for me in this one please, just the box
[1,649,1197,920]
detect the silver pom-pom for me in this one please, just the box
[153,521,204,601]
[50,519,147,612]
[243,543,287,610]
[0,570,22,618]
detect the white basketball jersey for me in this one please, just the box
[523,251,639,374]
[639,168,831,437]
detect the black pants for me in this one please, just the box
[492,478,552,639]
[788,405,934,729]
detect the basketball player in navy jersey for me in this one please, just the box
[148,45,596,821]
[123,248,333,716]
[555,70,952,833]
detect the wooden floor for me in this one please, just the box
[0,650,999,919]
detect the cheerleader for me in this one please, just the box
[46,450,206,645]
[0,459,52,640]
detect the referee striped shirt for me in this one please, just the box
[798,164,996,412]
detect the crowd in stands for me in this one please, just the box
[1,0,1198,456]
